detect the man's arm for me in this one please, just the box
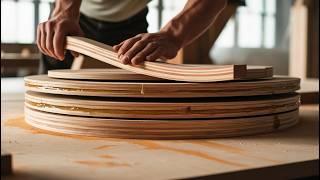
[37,0,83,60]
[114,0,227,65]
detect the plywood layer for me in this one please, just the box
[25,91,300,119]
[48,68,164,81]
[24,107,299,139]
[24,75,300,98]
[65,36,273,82]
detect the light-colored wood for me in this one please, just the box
[24,107,299,139]
[49,68,163,81]
[24,75,300,98]
[289,0,319,91]
[48,67,273,81]
[70,55,85,70]
[65,36,273,82]
[289,0,308,79]
[25,91,300,119]
[2,91,319,179]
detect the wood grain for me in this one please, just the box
[24,107,300,139]
[24,75,300,98]
[48,68,164,81]
[25,91,300,119]
[65,36,273,82]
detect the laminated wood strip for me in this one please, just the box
[24,107,300,139]
[48,68,164,81]
[25,91,300,119]
[65,36,273,82]
[24,75,300,98]
[48,68,273,81]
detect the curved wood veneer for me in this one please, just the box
[65,36,273,82]
[25,107,300,139]
[49,68,164,81]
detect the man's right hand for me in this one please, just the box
[37,0,83,60]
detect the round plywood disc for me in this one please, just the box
[25,107,299,139]
[25,91,300,119]
[24,75,300,98]
[48,68,164,81]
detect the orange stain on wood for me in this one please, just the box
[130,140,248,167]
[4,116,107,141]
[98,155,114,159]
[191,140,280,163]
[75,160,129,168]
[94,145,115,150]
[4,116,276,165]
[190,141,244,153]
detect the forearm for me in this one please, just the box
[52,0,82,20]
[161,0,227,48]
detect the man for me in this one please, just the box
[37,0,228,73]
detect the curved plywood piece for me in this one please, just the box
[25,91,300,119]
[24,75,300,98]
[65,36,273,82]
[48,68,164,81]
[25,107,300,139]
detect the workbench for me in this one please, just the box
[1,78,319,180]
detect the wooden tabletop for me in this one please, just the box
[1,91,319,180]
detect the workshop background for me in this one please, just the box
[1,0,319,77]
[1,0,319,179]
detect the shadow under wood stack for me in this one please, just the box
[23,37,301,139]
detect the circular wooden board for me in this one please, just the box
[25,107,300,139]
[48,68,164,81]
[25,75,300,98]
[25,91,300,119]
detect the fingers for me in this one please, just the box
[113,41,124,52]
[117,35,142,56]
[36,24,46,55]
[121,40,148,64]
[37,22,62,60]
[146,47,163,62]
[131,42,158,65]
[45,22,55,58]
[112,33,175,65]
[53,25,65,60]
[41,27,51,56]
[37,23,50,56]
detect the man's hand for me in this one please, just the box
[37,0,83,60]
[113,0,226,65]
[113,31,181,65]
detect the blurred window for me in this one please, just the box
[216,0,277,48]
[1,0,276,48]
[1,0,53,43]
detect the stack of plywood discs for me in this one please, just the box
[24,69,301,139]
[24,37,301,139]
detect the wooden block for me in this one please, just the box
[25,91,300,119]
[24,107,300,140]
[65,36,273,82]
[1,153,12,176]
[24,75,300,98]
